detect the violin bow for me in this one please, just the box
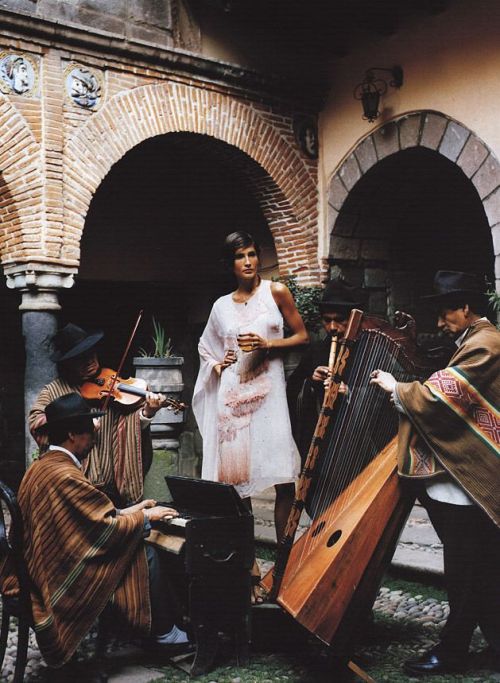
[101,309,143,412]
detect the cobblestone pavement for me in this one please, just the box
[1,581,498,682]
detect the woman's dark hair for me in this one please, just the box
[222,231,260,269]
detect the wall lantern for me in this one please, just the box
[353,66,403,122]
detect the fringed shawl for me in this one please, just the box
[29,378,150,506]
[396,319,500,527]
[18,451,150,667]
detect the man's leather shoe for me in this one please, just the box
[404,648,466,676]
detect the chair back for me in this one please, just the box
[0,480,32,610]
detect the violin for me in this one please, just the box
[80,368,187,413]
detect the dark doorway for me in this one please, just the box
[60,132,278,400]
[331,147,494,332]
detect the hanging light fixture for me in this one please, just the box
[354,66,403,122]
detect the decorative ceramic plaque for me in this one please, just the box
[0,52,38,97]
[64,64,102,109]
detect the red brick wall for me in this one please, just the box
[0,45,321,284]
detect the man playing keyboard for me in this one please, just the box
[5,393,192,682]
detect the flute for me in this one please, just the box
[328,332,338,375]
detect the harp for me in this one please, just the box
[262,309,432,658]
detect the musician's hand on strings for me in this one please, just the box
[215,349,237,376]
[370,369,396,394]
[143,391,167,418]
[237,332,268,352]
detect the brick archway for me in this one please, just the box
[328,111,500,290]
[0,95,43,266]
[63,82,319,283]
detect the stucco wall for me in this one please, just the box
[318,0,500,286]
[320,0,500,199]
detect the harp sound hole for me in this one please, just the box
[311,521,326,537]
[327,529,342,547]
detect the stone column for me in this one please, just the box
[5,269,75,463]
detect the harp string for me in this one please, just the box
[293,332,390,566]
[291,328,416,570]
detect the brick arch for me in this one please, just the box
[63,81,319,283]
[0,95,43,266]
[328,110,500,290]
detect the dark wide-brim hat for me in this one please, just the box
[421,270,486,303]
[319,279,362,312]
[44,393,105,427]
[51,323,104,362]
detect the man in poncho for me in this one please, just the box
[371,271,499,676]
[29,323,164,507]
[5,393,189,681]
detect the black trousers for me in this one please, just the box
[419,491,500,658]
[146,544,175,636]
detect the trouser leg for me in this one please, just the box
[146,544,175,636]
[475,513,500,653]
[421,496,478,656]
[421,494,500,658]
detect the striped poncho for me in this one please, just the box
[17,450,151,667]
[29,378,151,506]
[396,319,500,527]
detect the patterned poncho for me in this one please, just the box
[15,450,150,667]
[29,378,151,506]
[396,319,500,527]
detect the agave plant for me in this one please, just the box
[138,317,173,357]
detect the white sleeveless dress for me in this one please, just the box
[193,279,300,498]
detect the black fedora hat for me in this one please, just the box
[421,270,486,302]
[319,279,362,312]
[44,393,105,426]
[51,323,104,362]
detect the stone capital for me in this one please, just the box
[4,266,75,311]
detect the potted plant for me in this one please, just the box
[133,317,185,449]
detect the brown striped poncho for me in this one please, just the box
[396,319,500,527]
[16,450,151,667]
[29,378,152,506]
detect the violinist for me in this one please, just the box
[29,323,165,507]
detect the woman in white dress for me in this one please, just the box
[193,231,308,587]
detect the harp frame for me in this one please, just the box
[263,308,433,653]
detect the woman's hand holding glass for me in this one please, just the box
[237,332,269,352]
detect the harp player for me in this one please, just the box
[286,279,362,460]
[370,271,500,676]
